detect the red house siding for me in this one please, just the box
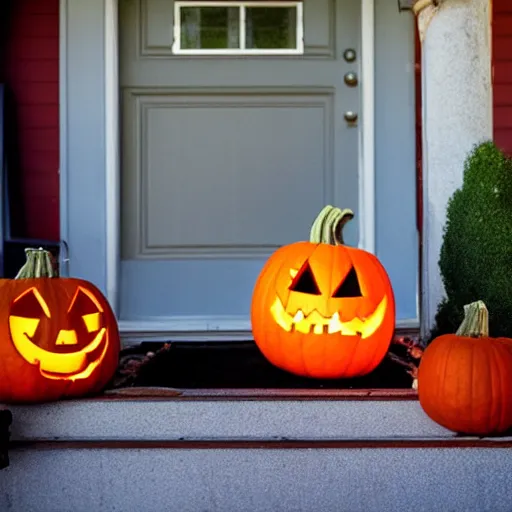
[493,0,512,155]
[0,0,60,241]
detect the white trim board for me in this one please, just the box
[105,0,121,315]
[118,316,420,345]
[58,0,69,275]
[359,0,375,254]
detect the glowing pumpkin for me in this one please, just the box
[251,206,395,379]
[0,248,120,403]
[418,301,512,435]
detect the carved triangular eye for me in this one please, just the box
[289,263,321,295]
[68,287,102,315]
[11,287,50,318]
[332,267,362,298]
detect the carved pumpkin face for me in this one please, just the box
[251,241,395,379]
[0,277,120,404]
[9,285,111,381]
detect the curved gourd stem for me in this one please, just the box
[309,205,354,245]
[14,248,56,279]
[455,300,489,338]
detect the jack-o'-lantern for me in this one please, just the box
[251,206,395,379]
[0,248,120,403]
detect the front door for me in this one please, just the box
[119,0,361,333]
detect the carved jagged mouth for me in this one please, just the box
[40,331,108,381]
[8,317,108,381]
[270,296,388,339]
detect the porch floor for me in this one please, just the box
[107,333,420,392]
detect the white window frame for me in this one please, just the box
[172,1,304,55]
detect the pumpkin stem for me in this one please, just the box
[309,205,354,245]
[455,300,489,338]
[14,248,56,279]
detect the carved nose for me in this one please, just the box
[55,330,78,345]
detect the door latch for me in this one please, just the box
[344,111,358,124]
[344,72,358,87]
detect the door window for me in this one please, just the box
[172,1,304,54]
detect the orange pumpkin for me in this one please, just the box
[418,301,512,435]
[251,206,395,379]
[0,248,120,404]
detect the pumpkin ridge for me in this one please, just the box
[260,245,304,372]
[440,338,458,428]
[488,345,501,433]
[343,250,390,376]
[468,342,474,432]
[486,344,499,433]
[492,343,510,432]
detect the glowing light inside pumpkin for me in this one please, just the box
[82,312,101,333]
[9,316,107,377]
[55,330,78,345]
[270,295,388,338]
[8,286,110,381]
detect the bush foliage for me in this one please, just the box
[432,141,512,339]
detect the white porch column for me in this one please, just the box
[418,0,493,336]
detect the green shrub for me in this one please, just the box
[432,141,512,340]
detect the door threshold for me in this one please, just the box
[119,316,253,344]
[120,329,255,345]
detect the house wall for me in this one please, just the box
[493,0,512,154]
[419,0,493,335]
[0,0,60,241]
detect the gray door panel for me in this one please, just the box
[119,0,363,322]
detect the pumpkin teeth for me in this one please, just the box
[313,324,323,335]
[328,312,341,334]
[269,296,388,339]
[293,311,304,323]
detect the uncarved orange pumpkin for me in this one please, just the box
[418,301,512,435]
[0,248,120,404]
[251,206,395,379]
